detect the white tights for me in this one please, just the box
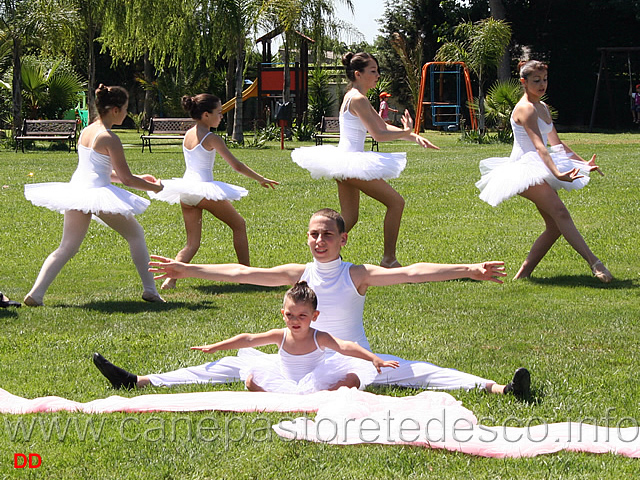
[26,210,158,303]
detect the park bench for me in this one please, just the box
[314,116,379,151]
[140,117,196,152]
[15,119,78,153]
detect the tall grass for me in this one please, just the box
[0,131,638,478]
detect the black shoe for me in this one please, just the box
[92,353,138,389]
[503,367,531,398]
[0,292,21,308]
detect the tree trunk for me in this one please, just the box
[226,56,235,137]
[143,51,153,126]
[478,77,486,134]
[283,33,291,103]
[232,37,245,144]
[489,0,511,81]
[87,24,98,123]
[12,37,22,131]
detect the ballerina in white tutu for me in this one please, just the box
[476,60,612,282]
[151,93,278,290]
[292,52,439,268]
[23,85,166,306]
[190,281,399,394]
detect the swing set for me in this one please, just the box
[589,46,640,131]
[414,62,477,133]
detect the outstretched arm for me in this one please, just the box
[350,261,506,293]
[349,94,439,149]
[548,128,604,176]
[209,134,279,189]
[191,329,283,354]
[317,332,399,373]
[149,255,305,286]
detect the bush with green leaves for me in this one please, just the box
[19,55,85,120]
[308,67,335,127]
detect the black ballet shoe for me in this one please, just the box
[503,367,531,399]
[92,353,138,389]
[0,292,21,308]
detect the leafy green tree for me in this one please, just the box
[307,66,335,126]
[0,0,75,130]
[435,17,511,133]
[20,56,85,120]
[377,0,486,119]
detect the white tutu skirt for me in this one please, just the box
[237,348,378,395]
[292,145,407,181]
[148,178,248,205]
[476,145,591,207]
[24,182,150,216]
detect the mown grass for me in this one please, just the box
[0,130,638,479]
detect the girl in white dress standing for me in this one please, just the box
[292,52,439,268]
[151,94,278,290]
[24,85,166,306]
[476,60,611,282]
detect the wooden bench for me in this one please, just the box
[314,116,379,151]
[140,118,196,152]
[15,119,78,153]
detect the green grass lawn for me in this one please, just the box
[0,130,639,479]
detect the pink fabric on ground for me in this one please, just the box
[1,387,638,458]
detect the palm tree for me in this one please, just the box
[435,17,511,133]
[0,0,75,131]
[20,57,85,120]
[260,0,355,106]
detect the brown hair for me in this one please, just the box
[342,52,379,83]
[181,93,221,120]
[284,281,318,310]
[310,208,346,234]
[518,60,548,79]
[95,84,128,117]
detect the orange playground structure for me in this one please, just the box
[415,62,477,133]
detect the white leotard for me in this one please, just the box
[278,329,325,382]
[476,109,590,206]
[24,128,150,216]
[338,96,367,152]
[300,258,368,351]
[149,130,247,205]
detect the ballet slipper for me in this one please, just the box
[380,259,402,268]
[160,278,177,290]
[23,295,44,307]
[142,292,166,303]
[0,292,21,308]
[93,353,138,389]
[591,260,613,283]
[503,367,531,399]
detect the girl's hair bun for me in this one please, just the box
[342,52,354,67]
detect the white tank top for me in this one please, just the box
[279,329,325,382]
[338,95,367,152]
[71,129,112,188]
[300,258,369,350]
[182,131,216,182]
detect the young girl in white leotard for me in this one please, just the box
[23,85,165,306]
[292,52,439,268]
[190,281,398,394]
[150,94,278,290]
[476,60,611,282]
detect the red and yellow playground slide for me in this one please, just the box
[221,80,258,114]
